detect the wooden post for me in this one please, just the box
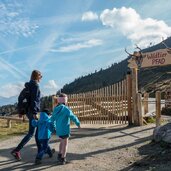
[126,71,133,125]
[23,115,26,122]
[131,68,138,125]
[137,93,143,126]
[143,93,149,115]
[7,119,12,128]
[156,91,161,127]
[52,95,57,110]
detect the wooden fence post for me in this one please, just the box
[126,71,133,125]
[7,119,12,128]
[131,68,139,125]
[137,93,143,126]
[143,93,149,115]
[156,91,161,127]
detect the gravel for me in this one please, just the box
[0,123,171,171]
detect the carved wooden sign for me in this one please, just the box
[128,48,171,68]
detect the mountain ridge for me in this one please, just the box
[61,37,171,94]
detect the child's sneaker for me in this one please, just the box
[35,158,42,165]
[57,153,62,161]
[11,150,21,161]
[49,148,55,158]
[58,157,66,165]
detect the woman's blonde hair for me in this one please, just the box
[30,70,42,80]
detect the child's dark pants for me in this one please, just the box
[36,139,52,159]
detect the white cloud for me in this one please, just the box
[82,11,98,21]
[100,7,171,47]
[50,39,103,52]
[0,2,38,37]
[0,82,24,98]
[44,80,58,89]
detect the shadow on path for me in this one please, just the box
[0,124,155,170]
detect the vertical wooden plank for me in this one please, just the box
[123,79,126,124]
[118,81,121,124]
[85,92,87,124]
[156,91,161,127]
[113,84,116,124]
[77,93,80,121]
[143,93,149,115]
[121,80,124,124]
[105,86,108,124]
[132,68,138,126]
[103,87,105,124]
[83,93,85,124]
[88,91,91,124]
[91,90,94,124]
[97,89,99,124]
[116,82,119,124]
[72,94,75,120]
[95,90,97,124]
[124,78,127,124]
[126,72,132,125]
[99,88,102,124]
[7,119,12,128]
[108,85,113,124]
[112,84,115,124]
[106,86,108,124]
[86,92,88,124]
[112,84,116,124]
[137,93,143,126]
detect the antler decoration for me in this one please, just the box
[135,44,142,51]
[162,41,171,49]
[162,40,171,54]
[125,45,144,69]
[125,48,133,56]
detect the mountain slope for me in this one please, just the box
[0,96,17,107]
[61,37,171,94]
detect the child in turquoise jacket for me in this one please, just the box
[51,93,81,165]
[32,109,55,164]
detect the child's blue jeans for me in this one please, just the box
[36,139,52,159]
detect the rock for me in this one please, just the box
[153,123,171,143]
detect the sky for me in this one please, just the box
[0,0,171,101]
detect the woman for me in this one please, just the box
[11,70,42,161]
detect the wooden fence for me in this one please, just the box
[54,76,132,125]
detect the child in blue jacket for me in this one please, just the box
[32,109,55,164]
[51,93,81,165]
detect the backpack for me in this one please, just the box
[17,83,31,115]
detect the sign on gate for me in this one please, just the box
[128,48,171,68]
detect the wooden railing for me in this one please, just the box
[0,116,28,128]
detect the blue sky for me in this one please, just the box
[0,0,171,100]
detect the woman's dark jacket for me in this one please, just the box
[25,80,41,119]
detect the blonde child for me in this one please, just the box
[51,93,80,165]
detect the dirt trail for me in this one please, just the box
[0,123,171,171]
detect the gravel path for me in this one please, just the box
[0,123,171,171]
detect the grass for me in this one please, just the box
[0,119,28,140]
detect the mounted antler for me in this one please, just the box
[162,41,171,49]
[125,48,133,56]
[161,40,171,54]
[135,44,142,51]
